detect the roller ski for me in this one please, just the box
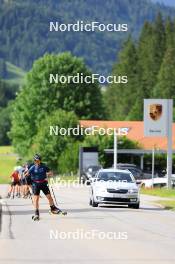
[32,210,40,221]
[32,215,40,221]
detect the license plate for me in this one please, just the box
[113,194,123,198]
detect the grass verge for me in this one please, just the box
[0,146,18,184]
[141,188,175,198]
[0,146,15,154]
[156,200,175,210]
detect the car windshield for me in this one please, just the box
[88,166,101,172]
[97,172,134,182]
[127,168,139,174]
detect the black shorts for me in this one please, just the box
[20,178,27,185]
[32,182,50,196]
[11,181,20,186]
[26,176,32,186]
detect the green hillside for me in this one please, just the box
[0,61,26,146]
[0,0,175,75]
[5,62,26,86]
[0,146,18,183]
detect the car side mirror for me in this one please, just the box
[136,180,142,185]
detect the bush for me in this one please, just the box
[83,134,140,167]
[30,109,81,169]
[58,142,80,174]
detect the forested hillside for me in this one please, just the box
[151,0,175,7]
[0,0,175,75]
[105,14,175,120]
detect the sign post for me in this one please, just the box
[151,146,155,188]
[114,129,117,169]
[144,99,173,189]
[167,100,173,189]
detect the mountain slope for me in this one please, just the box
[0,0,175,75]
[151,0,175,7]
[5,62,26,86]
[0,60,26,86]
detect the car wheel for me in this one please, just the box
[92,196,98,207]
[133,203,140,209]
[128,203,140,209]
[89,198,92,206]
[92,200,98,207]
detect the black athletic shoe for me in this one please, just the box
[49,204,61,213]
[51,207,62,214]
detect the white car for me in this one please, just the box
[141,175,175,188]
[89,169,140,209]
[141,177,167,188]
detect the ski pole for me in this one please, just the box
[50,185,58,206]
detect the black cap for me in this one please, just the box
[33,154,41,161]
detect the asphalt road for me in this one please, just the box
[0,184,175,264]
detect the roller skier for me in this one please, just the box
[25,154,65,221]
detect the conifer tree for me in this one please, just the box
[153,47,175,100]
[105,37,139,120]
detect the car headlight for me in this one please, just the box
[95,187,106,193]
[128,189,138,194]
